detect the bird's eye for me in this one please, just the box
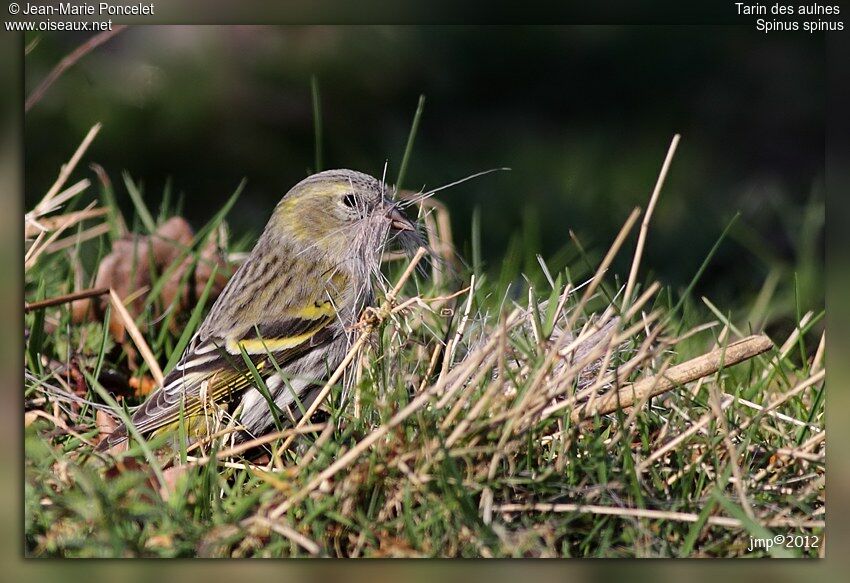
[342,194,358,208]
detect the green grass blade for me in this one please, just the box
[396,94,426,191]
[86,371,167,490]
[238,345,284,432]
[671,212,740,321]
[712,489,796,558]
[122,172,157,233]
[679,497,718,557]
[163,264,219,375]
[143,179,244,311]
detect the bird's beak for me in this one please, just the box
[385,204,416,232]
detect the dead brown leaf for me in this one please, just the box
[95,409,118,446]
[104,456,146,481]
[72,216,230,342]
[158,464,191,502]
[129,375,158,397]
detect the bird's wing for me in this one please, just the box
[95,250,354,452]
[125,311,340,438]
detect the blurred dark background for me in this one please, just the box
[24,26,824,315]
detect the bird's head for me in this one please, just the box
[267,169,422,267]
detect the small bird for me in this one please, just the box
[98,169,420,452]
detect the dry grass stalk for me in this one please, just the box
[708,377,756,519]
[398,189,458,271]
[440,273,476,383]
[494,503,824,530]
[570,334,773,423]
[635,398,730,473]
[25,286,110,314]
[26,29,127,112]
[32,124,101,215]
[732,396,820,430]
[247,516,320,555]
[811,331,825,372]
[270,247,428,463]
[108,288,165,386]
[25,203,106,238]
[567,207,641,331]
[267,319,510,520]
[187,424,327,467]
[664,368,824,487]
[623,134,680,311]
[26,201,100,270]
[489,210,642,452]
[45,222,112,254]
[27,409,97,448]
[533,316,665,422]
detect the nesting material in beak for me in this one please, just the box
[386,205,415,232]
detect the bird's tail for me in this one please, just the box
[95,423,129,453]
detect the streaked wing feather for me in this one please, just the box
[126,314,338,437]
